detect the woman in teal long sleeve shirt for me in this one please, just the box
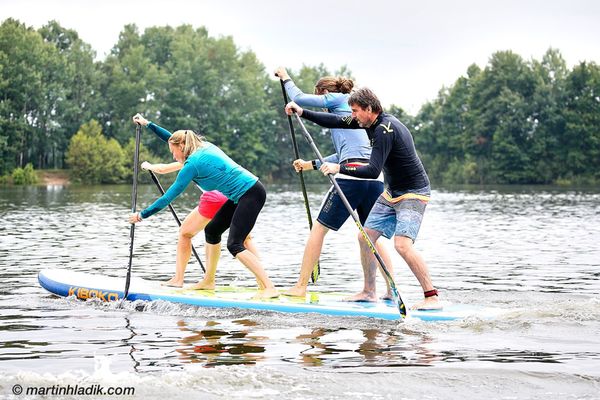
[131,115,260,288]
[129,114,278,298]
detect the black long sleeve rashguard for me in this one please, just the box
[301,109,429,196]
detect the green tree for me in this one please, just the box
[562,61,600,183]
[468,51,537,182]
[0,19,51,173]
[413,64,482,183]
[0,19,99,174]
[97,24,282,179]
[527,48,568,183]
[37,21,100,169]
[489,88,533,183]
[96,24,161,145]
[66,120,126,183]
[11,163,38,185]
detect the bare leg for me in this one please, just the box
[244,235,260,260]
[187,242,220,290]
[345,228,381,302]
[284,222,329,297]
[395,236,441,310]
[187,239,261,290]
[163,209,210,287]
[375,240,395,300]
[243,235,262,288]
[236,250,279,298]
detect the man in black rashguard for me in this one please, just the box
[285,87,441,310]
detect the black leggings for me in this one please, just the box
[204,181,266,256]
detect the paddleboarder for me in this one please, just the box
[129,114,278,298]
[133,155,260,287]
[275,67,395,300]
[286,88,441,310]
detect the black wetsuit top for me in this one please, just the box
[301,110,430,196]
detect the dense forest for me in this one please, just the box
[1,18,599,185]
[412,50,600,184]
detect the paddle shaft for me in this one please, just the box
[292,112,406,318]
[279,80,313,227]
[278,78,320,283]
[148,170,205,272]
[124,124,142,300]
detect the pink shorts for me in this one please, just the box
[198,190,228,219]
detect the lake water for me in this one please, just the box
[1,183,599,399]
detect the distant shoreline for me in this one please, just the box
[38,169,70,186]
[19,170,594,189]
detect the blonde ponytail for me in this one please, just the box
[168,130,204,160]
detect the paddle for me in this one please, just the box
[123,122,142,301]
[291,112,407,318]
[277,78,321,283]
[147,170,205,273]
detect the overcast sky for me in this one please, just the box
[2,0,599,114]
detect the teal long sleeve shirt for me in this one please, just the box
[140,122,258,219]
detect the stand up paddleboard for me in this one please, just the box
[38,269,498,321]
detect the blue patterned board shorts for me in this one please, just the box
[364,186,430,241]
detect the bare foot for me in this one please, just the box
[283,285,307,297]
[256,287,279,299]
[411,296,443,310]
[344,291,377,302]
[380,292,393,301]
[256,279,266,290]
[161,277,183,288]
[186,280,215,290]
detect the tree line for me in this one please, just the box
[412,49,600,184]
[1,18,598,185]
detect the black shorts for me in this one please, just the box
[317,178,384,231]
[204,181,266,256]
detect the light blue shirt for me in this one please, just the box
[284,79,371,167]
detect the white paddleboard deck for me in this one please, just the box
[38,269,500,321]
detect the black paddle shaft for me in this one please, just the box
[279,80,314,228]
[278,78,320,283]
[148,170,205,273]
[124,123,142,300]
[292,112,406,318]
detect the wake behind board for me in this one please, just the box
[38,269,499,321]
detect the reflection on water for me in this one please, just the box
[118,314,443,369]
[286,326,439,368]
[175,319,267,367]
[102,310,595,370]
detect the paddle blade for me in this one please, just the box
[310,262,320,284]
[392,287,407,318]
[398,300,407,318]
